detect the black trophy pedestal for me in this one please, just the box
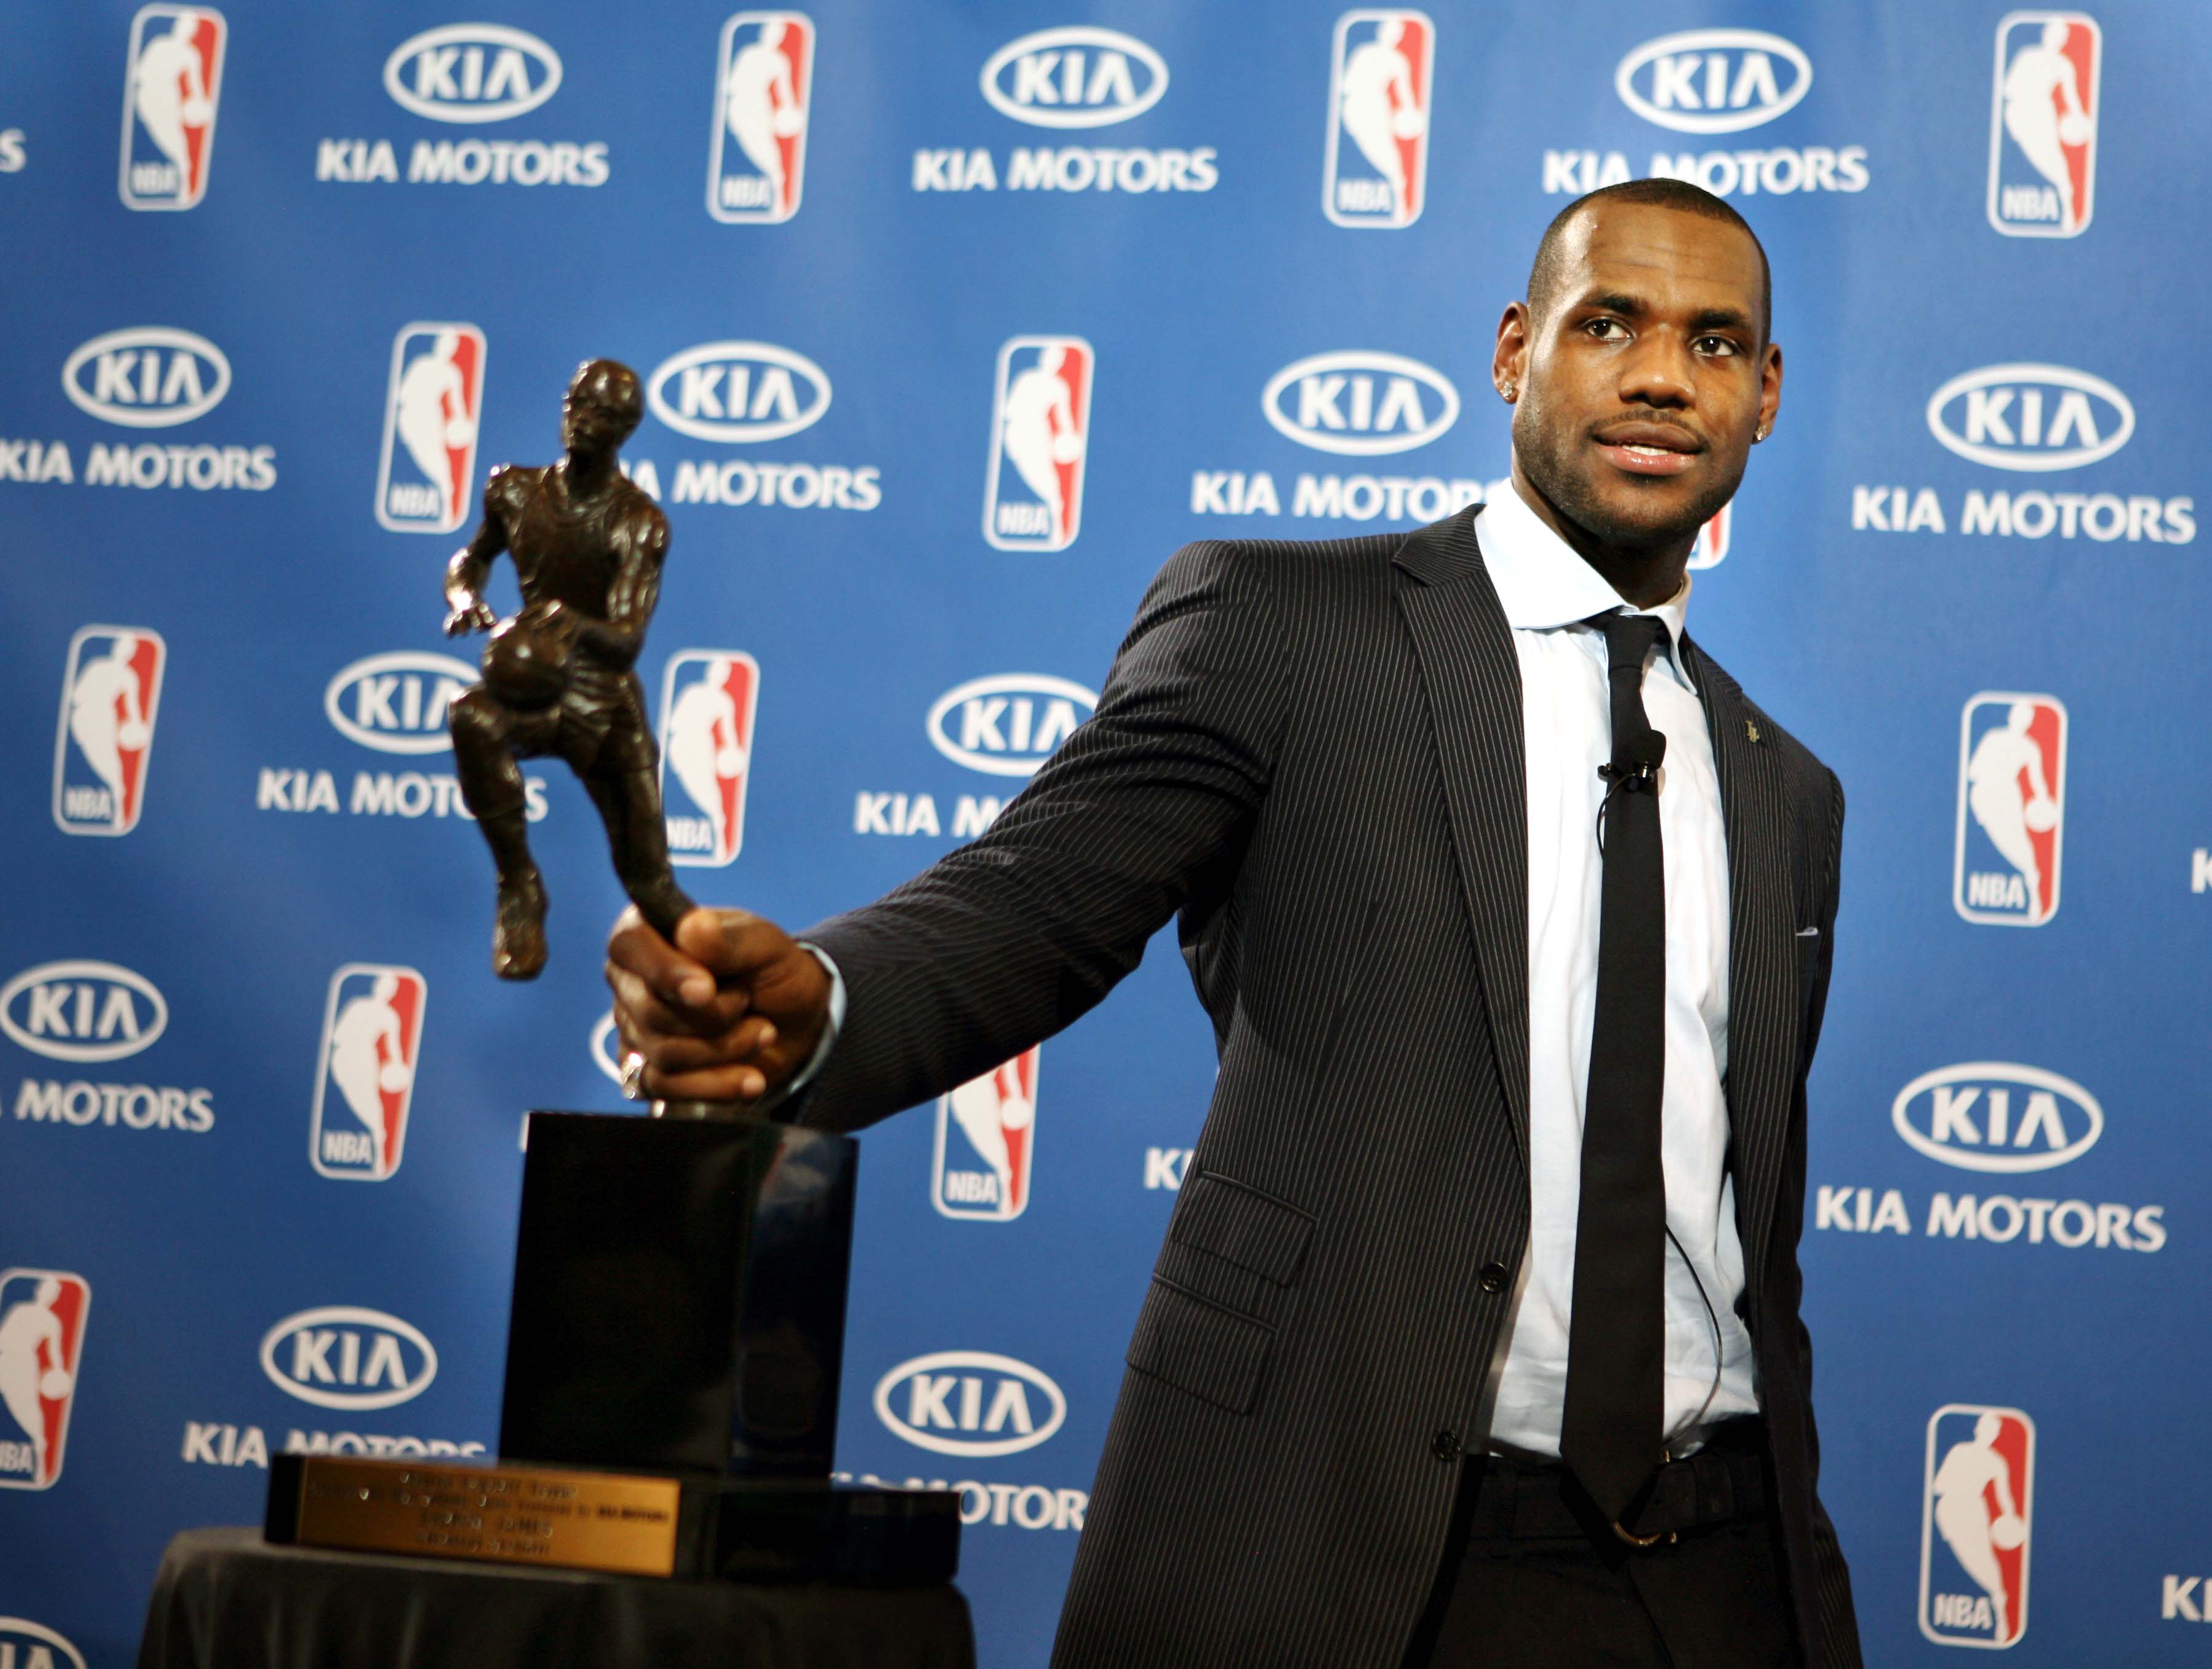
[501,1111,857,1477]
[261,1110,959,1585]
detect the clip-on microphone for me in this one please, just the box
[1598,729,1667,794]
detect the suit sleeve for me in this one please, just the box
[793,539,1287,1131]
[1798,767,1863,1667]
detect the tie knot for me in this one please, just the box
[1594,611,1666,678]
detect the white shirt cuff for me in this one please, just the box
[783,941,845,1096]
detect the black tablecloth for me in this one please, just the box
[138,1527,975,1669]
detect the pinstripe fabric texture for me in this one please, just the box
[798,506,1862,1668]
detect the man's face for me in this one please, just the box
[562,394,629,453]
[562,372,638,454]
[1498,203,1780,551]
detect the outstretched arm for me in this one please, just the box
[607,538,1288,1120]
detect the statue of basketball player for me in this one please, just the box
[442,358,695,980]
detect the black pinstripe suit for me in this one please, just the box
[799,506,1862,1668]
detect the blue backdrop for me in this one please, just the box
[2,2,2207,1663]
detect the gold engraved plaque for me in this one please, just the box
[287,1456,681,1576]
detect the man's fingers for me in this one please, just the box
[619,1011,779,1077]
[607,965,748,1040]
[609,905,720,1012]
[674,907,792,981]
[645,1062,770,1104]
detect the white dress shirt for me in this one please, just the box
[1477,475,1760,1461]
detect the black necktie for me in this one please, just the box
[1559,611,1669,1530]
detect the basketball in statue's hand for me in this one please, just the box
[482,600,577,709]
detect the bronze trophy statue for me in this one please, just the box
[442,357,695,979]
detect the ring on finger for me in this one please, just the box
[619,1050,649,1102]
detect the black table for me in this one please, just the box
[139,1527,975,1669]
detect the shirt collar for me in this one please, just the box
[1473,472,1695,686]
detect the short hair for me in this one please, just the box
[1526,178,1771,338]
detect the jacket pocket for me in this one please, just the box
[1124,1276,1275,1416]
[1169,1169,1317,1288]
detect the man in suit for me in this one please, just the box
[606,178,1862,1667]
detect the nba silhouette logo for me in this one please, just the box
[1323,11,1433,228]
[1921,1404,2034,1647]
[984,337,1092,552]
[1686,501,1731,571]
[659,650,760,868]
[1955,693,2066,926]
[1988,14,2100,238]
[310,964,426,1182]
[932,1048,1039,1221]
[708,13,813,223]
[0,1268,90,1491]
[119,5,226,210]
[52,626,165,838]
[376,323,485,533]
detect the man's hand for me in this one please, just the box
[606,906,833,1104]
[444,594,498,637]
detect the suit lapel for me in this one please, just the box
[1392,509,1530,1155]
[1685,638,1796,1282]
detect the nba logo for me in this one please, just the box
[1921,1405,2034,1647]
[376,323,485,534]
[52,626,165,837]
[1686,501,1731,571]
[1955,693,2066,926]
[119,5,225,210]
[0,1269,90,1491]
[708,13,813,223]
[1988,13,2100,238]
[984,337,1092,552]
[659,650,760,868]
[933,1048,1039,1221]
[310,964,426,1182]
[1323,11,1433,228]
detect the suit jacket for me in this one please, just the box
[800,506,1862,1668]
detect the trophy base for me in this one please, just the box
[265,1454,959,1582]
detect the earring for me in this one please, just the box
[1499,380,1517,402]
[1754,423,1770,441]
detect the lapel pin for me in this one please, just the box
[1745,719,1762,744]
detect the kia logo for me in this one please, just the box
[259,1306,438,1411]
[927,675,1097,778]
[1615,29,1811,135]
[324,651,477,755]
[1261,351,1459,457]
[589,1011,623,1085]
[873,1350,1066,1457]
[383,24,562,124]
[981,26,1167,129]
[61,328,229,428]
[0,961,167,1063]
[1925,364,2134,473]
[1892,1062,2104,1174]
[0,1618,87,1669]
[646,341,831,444]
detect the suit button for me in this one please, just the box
[1478,1262,1508,1294]
[1432,1429,1461,1461]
